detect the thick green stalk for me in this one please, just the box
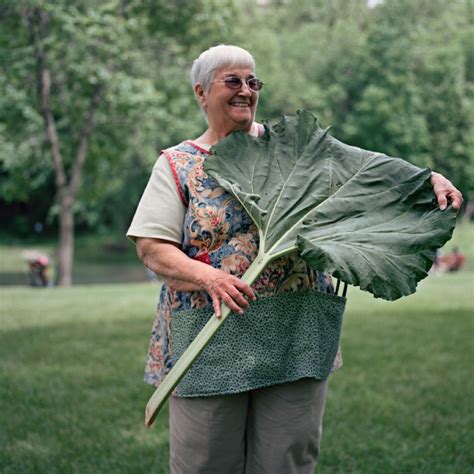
[145,252,269,427]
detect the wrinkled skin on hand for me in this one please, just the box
[431,172,463,211]
[197,266,256,318]
[165,267,256,317]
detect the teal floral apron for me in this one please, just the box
[144,141,345,394]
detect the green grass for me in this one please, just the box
[1,273,473,473]
[0,283,166,474]
[319,272,474,473]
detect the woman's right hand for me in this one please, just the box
[197,266,256,318]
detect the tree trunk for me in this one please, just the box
[28,7,102,286]
[57,193,74,286]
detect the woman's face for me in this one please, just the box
[200,66,259,135]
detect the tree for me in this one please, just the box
[344,0,474,195]
[0,0,235,285]
[237,0,474,198]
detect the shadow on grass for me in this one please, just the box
[0,317,169,474]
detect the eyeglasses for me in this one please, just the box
[211,76,264,92]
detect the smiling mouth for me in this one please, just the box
[230,102,250,107]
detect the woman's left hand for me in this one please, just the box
[431,172,463,211]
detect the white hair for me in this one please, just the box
[190,44,256,94]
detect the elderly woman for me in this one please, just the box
[127,44,462,473]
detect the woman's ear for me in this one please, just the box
[194,84,206,107]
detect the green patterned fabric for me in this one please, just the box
[171,289,346,397]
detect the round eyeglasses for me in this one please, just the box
[211,76,264,92]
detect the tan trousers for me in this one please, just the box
[169,378,329,474]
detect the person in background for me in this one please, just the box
[27,254,50,287]
[440,247,467,272]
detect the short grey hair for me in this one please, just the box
[190,44,256,94]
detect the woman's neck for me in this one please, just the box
[194,122,259,146]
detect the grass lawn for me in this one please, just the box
[1,272,473,473]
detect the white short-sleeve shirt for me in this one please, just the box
[126,155,187,244]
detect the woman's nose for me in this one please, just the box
[238,80,252,96]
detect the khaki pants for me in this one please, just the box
[169,378,328,474]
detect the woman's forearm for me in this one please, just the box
[136,237,210,288]
[135,237,256,316]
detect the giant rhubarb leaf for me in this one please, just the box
[145,109,456,426]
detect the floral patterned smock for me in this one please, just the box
[144,140,342,387]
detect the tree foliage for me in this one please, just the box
[0,0,472,281]
[239,0,473,197]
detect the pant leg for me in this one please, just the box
[169,392,249,474]
[244,378,329,474]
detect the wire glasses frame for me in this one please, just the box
[211,76,264,92]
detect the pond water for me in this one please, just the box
[0,263,149,286]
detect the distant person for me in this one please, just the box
[28,255,50,287]
[440,247,466,272]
